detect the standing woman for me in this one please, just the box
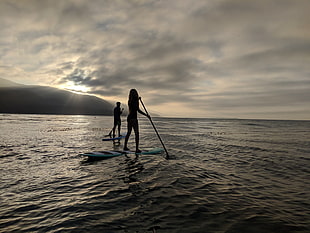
[123,89,150,153]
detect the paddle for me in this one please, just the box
[104,129,113,137]
[139,97,170,159]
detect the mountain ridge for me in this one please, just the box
[0,78,114,115]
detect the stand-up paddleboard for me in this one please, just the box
[81,148,164,159]
[102,135,126,141]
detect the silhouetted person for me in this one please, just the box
[123,89,150,153]
[109,102,123,138]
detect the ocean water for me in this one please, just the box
[0,114,309,233]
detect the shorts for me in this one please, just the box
[114,119,121,126]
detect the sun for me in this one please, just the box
[60,83,90,94]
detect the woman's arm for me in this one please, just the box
[138,108,147,116]
[138,108,150,118]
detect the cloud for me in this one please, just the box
[0,0,309,119]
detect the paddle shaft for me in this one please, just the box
[139,98,169,158]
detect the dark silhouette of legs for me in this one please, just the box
[123,119,140,152]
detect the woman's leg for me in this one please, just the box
[132,119,140,153]
[124,120,133,150]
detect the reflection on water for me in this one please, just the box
[0,114,309,232]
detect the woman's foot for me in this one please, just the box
[135,149,141,153]
[123,147,130,151]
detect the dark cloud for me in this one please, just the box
[61,68,92,84]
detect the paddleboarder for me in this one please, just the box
[123,89,150,153]
[109,102,123,138]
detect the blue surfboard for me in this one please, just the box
[81,148,164,159]
[102,135,126,141]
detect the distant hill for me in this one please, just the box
[0,78,114,115]
[0,78,21,87]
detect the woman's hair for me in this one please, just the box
[128,89,139,106]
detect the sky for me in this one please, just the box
[0,0,309,120]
